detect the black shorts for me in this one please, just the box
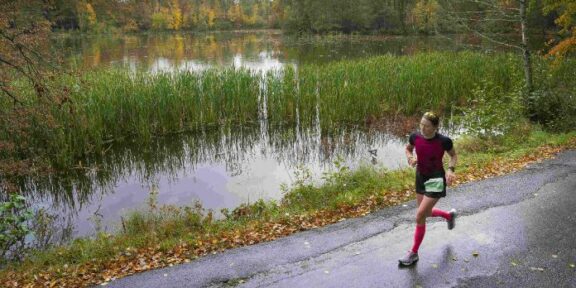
[415,170,446,198]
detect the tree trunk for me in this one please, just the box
[395,0,407,34]
[519,0,533,93]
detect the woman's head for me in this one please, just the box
[420,111,439,137]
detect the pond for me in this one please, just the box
[54,30,494,72]
[32,31,482,241]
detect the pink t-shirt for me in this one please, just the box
[409,132,453,176]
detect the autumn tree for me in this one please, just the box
[227,2,245,28]
[246,2,261,26]
[0,0,71,188]
[544,0,576,58]
[194,0,216,30]
[77,2,98,32]
[170,0,183,30]
[1,1,56,104]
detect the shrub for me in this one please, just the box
[0,194,33,262]
[458,79,525,139]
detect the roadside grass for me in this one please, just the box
[1,127,575,287]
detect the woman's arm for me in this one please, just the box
[446,148,457,185]
[406,144,417,167]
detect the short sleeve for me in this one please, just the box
[441,136,453,151]
[408,133,417,146]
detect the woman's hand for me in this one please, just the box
[446,171,456,186]
[408,156,417,167]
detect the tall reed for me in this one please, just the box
[1,51,542,167]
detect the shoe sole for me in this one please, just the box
[398,258,419,266]
[448,210,457,230]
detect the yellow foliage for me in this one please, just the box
[227,4,244,26]
[123,19,139,33]
[247,3,260,26]
[198,3,216,29]
[85,3,97,27]
[170,0,183,30]
[207,9,216,28]
[171,9,183,30]
[76,2,97,31]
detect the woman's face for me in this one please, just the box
[419,117,437,138]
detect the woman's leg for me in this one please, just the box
[417,195,438,225]
[400,195,440,265]
[416,193,424,207]
[411,196,439,253]
[431,208,452,220]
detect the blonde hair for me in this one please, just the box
[423,111,440,127]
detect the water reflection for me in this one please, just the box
[55,31,507,73]
[24,118,425,237]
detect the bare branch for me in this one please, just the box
[442,0,523,51]
[0,83,23,105]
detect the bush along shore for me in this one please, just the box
[1,128,575,287]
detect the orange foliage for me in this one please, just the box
[543,1,576,58]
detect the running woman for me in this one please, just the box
[399,112,458,266]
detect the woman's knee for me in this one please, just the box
[415,210,428,223]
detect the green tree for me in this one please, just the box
[152,9,170,30]
[411,0,440,34]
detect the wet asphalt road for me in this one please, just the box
[107,150,576,288]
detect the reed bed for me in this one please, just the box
[1,52,535,166]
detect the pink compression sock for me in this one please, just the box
[432,208,452,221]
[411,224,426,253]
